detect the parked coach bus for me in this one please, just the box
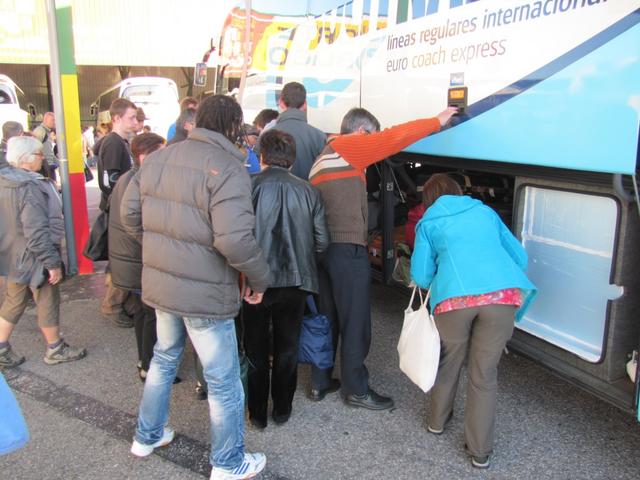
[213,0,640,419]
[90,76,179,137]
[0,74,35,131]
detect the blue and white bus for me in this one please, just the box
[215,0,640,417]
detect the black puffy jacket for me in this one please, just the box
[108,166,140,291]
[251,166,329,294]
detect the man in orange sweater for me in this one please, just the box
[308,106,457,409]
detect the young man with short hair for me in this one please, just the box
[97,98,138,327]
[97,98,138,211]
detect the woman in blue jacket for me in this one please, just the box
[411,174,536,469]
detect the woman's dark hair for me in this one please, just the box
[259,129,296,168]
[422,173,463,209]
[195,95,243,142]
[175,107,197,137]
[131,133,165,165]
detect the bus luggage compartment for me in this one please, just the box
[509,176,640,410]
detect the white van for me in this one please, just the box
[91,76,179,137]
[0,74,35,131]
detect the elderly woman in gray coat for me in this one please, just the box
[0,135,86,368]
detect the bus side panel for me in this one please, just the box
[359,3,639,174]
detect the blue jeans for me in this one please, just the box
[134,310,245,469]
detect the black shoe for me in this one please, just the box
[309,378,340,401]
[272,412,290,425]
[344,388,394,411]
[249,416,267,430]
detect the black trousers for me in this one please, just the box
[311,243,371,396]
[130,293,157,372]
[243,287,307,423]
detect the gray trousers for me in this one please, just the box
[429,304,516,457]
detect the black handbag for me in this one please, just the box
[83,210,109,261]
[83,162,94,182]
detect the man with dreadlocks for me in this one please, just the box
[121,94,271,480]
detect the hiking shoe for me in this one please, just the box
[471,455,490,469]
[0,344,25,369]
[44,341,87,365]
[210,452,266,480]
[131,427,175,457]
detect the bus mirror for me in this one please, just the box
[90,103,98,117]
[27,103,36,119]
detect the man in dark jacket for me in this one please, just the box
[268,82,326,180]
[123,95,270,480]
[243,129,329,429]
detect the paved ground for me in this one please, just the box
[1,273,639,480]
[1,178,639,479]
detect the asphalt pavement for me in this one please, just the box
[1,178,639,480]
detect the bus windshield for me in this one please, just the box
[122,84,177,105]
[0,85,17,105]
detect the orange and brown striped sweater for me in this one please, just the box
[309,118,441,245]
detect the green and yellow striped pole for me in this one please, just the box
[45,0,92,274]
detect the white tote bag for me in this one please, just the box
[397,286,441,392]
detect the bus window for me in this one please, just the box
[122,84,178,104]
[93,77,180,135]
[120,80,179,135]
[97,87,119,120]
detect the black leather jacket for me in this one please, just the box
[251,166,329,294]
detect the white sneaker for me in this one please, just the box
[627,351,637,382]
[210,452,266,480]
[130,427,175,457]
